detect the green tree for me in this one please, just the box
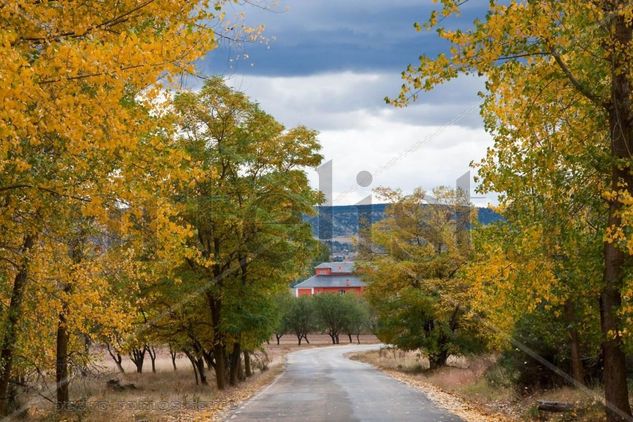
[286,296,317,345]
[172,77,322,389]
[392,2,633,418]
[341,295,371,344]
[273,292,294,345]
[313,293,351,345]
[360,187,483,369]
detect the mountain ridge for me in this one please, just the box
[304,203,503,239]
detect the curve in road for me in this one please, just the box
[226,344,462,422]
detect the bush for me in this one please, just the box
[484,361,516,389]
[497,308,601,392]
[499,310,570,391]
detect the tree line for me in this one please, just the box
[378,2,633,421]
[273,293,372,346]
[0,1,321,415]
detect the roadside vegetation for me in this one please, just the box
[0,1,327,418]
[351,348,609,421]
[351,2,633,421]
[353,184,610,419]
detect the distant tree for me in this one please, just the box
[359,187,484,368]
[342,296,371,344]
[273,293,294,345]
[286,296,317,345]
[129,345,147,374]
[313,294,350,345]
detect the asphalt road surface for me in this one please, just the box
[226,344,461,422]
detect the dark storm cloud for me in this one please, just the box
[200,0,489,76]
[193,1,497,205]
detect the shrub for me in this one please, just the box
[497,307,601,392]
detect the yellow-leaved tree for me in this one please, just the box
[0,0,231,414]
[358,187,484,369]
[392,2,633,420]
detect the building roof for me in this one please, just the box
[294,274,366,289]
[314,261,355,273]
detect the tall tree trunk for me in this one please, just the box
[0,235,34,416]
[601,242,631,421]
[238,353,245,381]
[55,305,70,410]
[244,351,252,377]
[303,334,310,344]
[169,346,177,371]
[208,292,226,390]
[348,333,353,343]
[564,301,585,386]
[601,5,633,420]
[428,349,449,370]
[297,334,302,345]
[185,351,199,385]
[195,357,207,385]
[229,342,241,386]
[213,343,226,389]
[202,348,214,370]
[55,232,84,410]
[275,334,282,345]
[147,345,157,373]
[429,331,450,370]
[79,334,90,377]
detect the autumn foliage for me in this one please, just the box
[393,1,633,420]
[0,0,319,416]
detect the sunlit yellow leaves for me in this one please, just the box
[0,0,235,385]
[465,224,565,346]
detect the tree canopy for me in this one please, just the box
[393,2,633,419]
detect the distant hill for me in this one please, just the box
[304,204,503,240]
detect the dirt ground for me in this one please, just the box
[19,335,379,421]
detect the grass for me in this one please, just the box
[19,334,379,421]
[26,353,277,421]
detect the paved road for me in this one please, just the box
[226,344,461,422]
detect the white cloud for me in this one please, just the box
[313,119,493,206]
[225,71,496,206]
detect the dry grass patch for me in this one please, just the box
[21,335,379,421]
[23,355,280,422]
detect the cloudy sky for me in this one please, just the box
[196,0,494,206]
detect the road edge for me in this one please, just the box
[347,352,516,422]
[213,356,288,421]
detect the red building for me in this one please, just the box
[294,262,365,297]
